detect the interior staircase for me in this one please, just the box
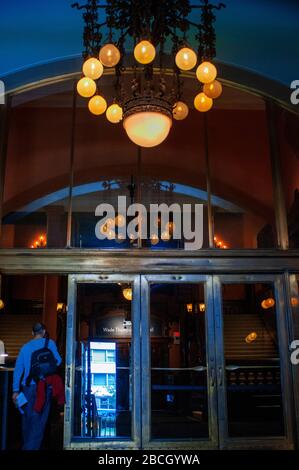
[224,313,278,360]
[0,314,42,360]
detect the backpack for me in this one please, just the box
[26,337,57,385]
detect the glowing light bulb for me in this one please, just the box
[161,230,170,241]
[245,332,257,343]
[106,104,123,123]
[123,111,172,147]
[88,95,107,115]
[99,44,121,67]
[99,219,114,236]
[173,101,189,120]
[122,287,133,301]
[100,223,108,235]
[134,40,156,64]
[106,228,115,240]
[186,303,193,313]
[203,80,222,99]
[151,234,159,245]
[261,298,275,309]
[194,92,213,112]
[175,47,197,71]
[77,77,96,98]
[0,299,4,310]
[196,61,217,84]
[106,218,115,228]
[82,57,104,80]
[115,214,126,227]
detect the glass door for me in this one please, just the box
[64,274,141,449]
[141,275,218,449]
[213,274,295,449]
[64,272,295,450]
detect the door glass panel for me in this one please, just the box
[149,283,209,439]
[222,282,285,437]
[73,282,133,439]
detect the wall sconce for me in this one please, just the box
[57,302,67,312]
[199,303,206,312]
[186,303,193,313]
[261,297,275,309]
[245,332,257,343]
[30,234,47,249]
[214,235,228,249]
[123,287,133,301]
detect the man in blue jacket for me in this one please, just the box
[12,322,62,450]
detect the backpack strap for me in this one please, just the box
[25,337,50,386]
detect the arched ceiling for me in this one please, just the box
[0,0,298,88]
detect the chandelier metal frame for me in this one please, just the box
[72,0,225,146]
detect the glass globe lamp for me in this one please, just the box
[173,101,189,120]
[196,61,217,84]
[261,298,275,309]
[88,95,107,115]
[245,332,258,344]
[134,40,156,64]
[203,80,222,99]
[150,234,159,246]
[122,287,133,301]
[115,214,126,227]
[77,77,96,98]
[123,111,172,148]
[194,92,213,112]
[106,228,115,240]
[106,104,123,123]
[99,44,121,67]
[82,58,103,80]
[175,47,197,71]
[161,230,171,241]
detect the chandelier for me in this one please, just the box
[73,0,225,148]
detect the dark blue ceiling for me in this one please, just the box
[0,0,298,86]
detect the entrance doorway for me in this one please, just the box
[64,274,294,450]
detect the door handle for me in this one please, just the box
[218,366,223,387]
[210,367,215,387]
[226,365,239,371]
[66,366,71,388]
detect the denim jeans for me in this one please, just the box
[21,384,52,450]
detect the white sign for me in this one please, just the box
[95,195,204,250]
